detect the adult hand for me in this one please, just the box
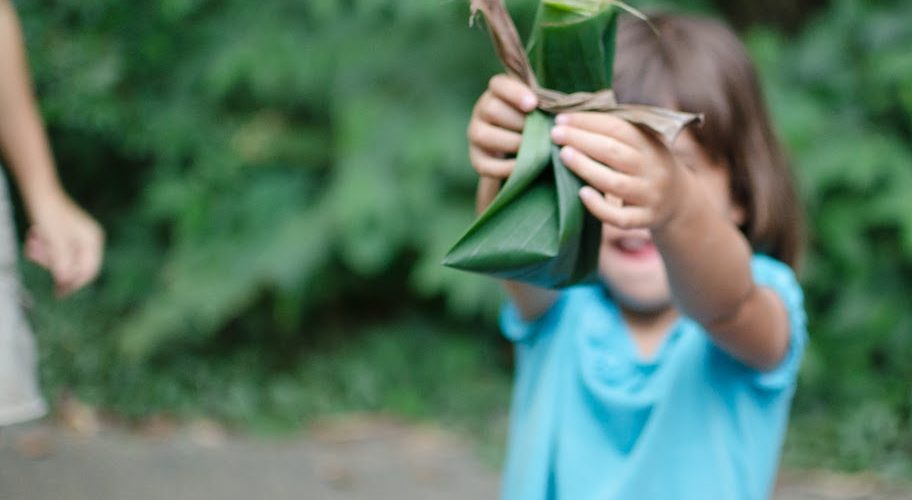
[25,193,104,297]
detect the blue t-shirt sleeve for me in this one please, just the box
[749,254,808,390]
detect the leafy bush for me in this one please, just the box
[18,0,516,356]
[16,0,519,439]
[748,0,912,476]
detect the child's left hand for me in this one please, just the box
[550,112,690,231]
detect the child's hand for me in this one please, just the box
[550,112,688,231]
[468,75,538,180]
[24,193,104,297]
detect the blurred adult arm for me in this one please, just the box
[0,0,104,296]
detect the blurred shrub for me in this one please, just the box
[748,0,912,476]
[18,0,520,357]
[10,0,912,477]
[14,0,525,438]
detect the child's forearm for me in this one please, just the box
[654,171,754,325]
[475,176,502,216]
[476,177,559,321]
[0,1,65,218]
[502,280,558,321]
[652,172,789,369]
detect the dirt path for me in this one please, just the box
[0,417,498,500]
[1,418,908,500]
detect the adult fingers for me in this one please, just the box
[556,112,648,149]
[470,145,515,179]
[72,229,104,292]
[488,75,537,113]
[579,186,654,230]
[24,231,52,269]
[37,232,80,297]
[25,229,77,293]
[53,248,81,297]
[559,147,649,205]
[551,125,641,174]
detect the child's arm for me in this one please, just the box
[468,75,559,321]
[0,0,104,296]
[551,112,789,370]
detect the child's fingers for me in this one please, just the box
[468,119,523,155]
[488,75,537,113]
[556,112,648,149]
[477,92,527,132]
[579,186,653,230]
[470,145,516,179]
[559,147,649,206]
[551,125,640,174]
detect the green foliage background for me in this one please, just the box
[9,0,912,478]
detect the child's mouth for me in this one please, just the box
[613,237,659,260]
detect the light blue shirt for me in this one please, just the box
[499,255,807,500]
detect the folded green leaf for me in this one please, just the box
[444,1,618,288]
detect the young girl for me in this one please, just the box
[468,13,806,500]
[0,0,104,427]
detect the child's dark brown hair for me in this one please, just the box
[613,14,805,269]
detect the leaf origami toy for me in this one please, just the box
[444,0,701,288]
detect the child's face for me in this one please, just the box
[597,131,745,314]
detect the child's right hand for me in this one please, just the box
[468,75,538,180]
